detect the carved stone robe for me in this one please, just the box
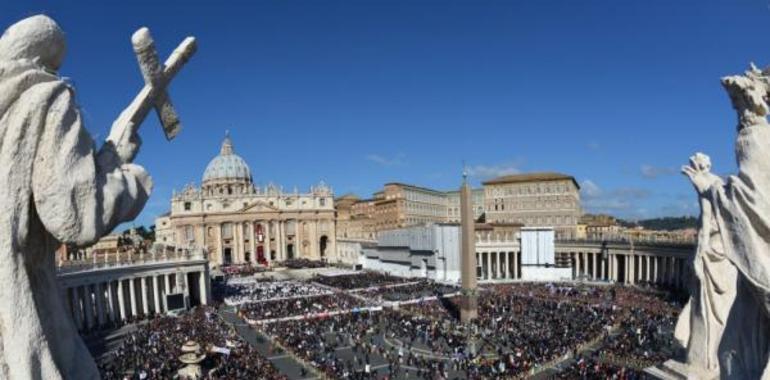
[0,58,151,379]
[675,195,737,375]
[701,124,770,379]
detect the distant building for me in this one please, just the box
[482,172,582,239]
[446,188,485,222]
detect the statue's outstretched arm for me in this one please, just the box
[31,83,152,246]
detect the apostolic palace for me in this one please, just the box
[154,134,336,267]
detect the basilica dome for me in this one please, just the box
[202,133,252,184]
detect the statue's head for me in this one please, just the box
[0,15,66,72]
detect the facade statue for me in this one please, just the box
[0,15,195,379]
[677,63,770,379]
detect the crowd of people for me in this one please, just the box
[96,274,681,379]
[239,293,366,321]
[358,280,459,302]
[219,280,331,305]
[258,283,680,379]
[313,271,410,290]
[98,307,285,379]
[280,258,328,269]
[556,354,648,379]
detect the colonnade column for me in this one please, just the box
[129,278,138,317]
[503,252,510,279]
[599,253,605,280]
[70,287,83,330]
[105,281,115,324]
[140,277,149,315]
[165,273,172,294]
[95,283,106,326]
[83,285,94,329]
[610,254,617,282]
[153,275,162,313]
[117,280,126,321]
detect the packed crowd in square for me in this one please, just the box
[98,307,285,379]
[97,271,682,379]
[220,280,331,305]
[312,272,411,290]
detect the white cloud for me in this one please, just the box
[580,179,602,198]
[580,179,651,217]
[466,161,521,179]
[365,153,407,167]
[640,164,677,179]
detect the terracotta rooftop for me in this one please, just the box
[482,172,579,189]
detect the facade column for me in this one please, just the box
[182,271,190,307]
[276,221,284,261]
[652,256,659,284]
[264,221,271,264]
[117,280,126,321]
[70,287,83,330]
[83,285,94,329]
[95,282,106,327]
[485,252,491,280]
[153,275,162,313]
[249,221,256,264]
[199,271,209,305]
[129,278,138,318]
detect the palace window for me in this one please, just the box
[184,202,191,211]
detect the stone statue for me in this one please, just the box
[676,63,770,379]
[675,152,737,377]
[0,15,195,379]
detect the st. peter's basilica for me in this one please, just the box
[155,134,336,268]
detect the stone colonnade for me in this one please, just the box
[61,269,210,331]
[565,251,689,288]
[476,250,521,280]
[474,245,690,290]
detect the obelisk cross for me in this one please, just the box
[130,27,196,140]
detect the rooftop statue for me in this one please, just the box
[0,15,195,379]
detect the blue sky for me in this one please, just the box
[2,0,768,226]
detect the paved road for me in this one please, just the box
[217,306,319,380]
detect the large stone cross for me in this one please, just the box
[120,27,197,141]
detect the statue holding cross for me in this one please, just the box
[0,15,196,379]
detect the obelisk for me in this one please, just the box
[459,171,478,322]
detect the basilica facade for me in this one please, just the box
[155,134,336,268]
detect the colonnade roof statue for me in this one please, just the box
[0,15,196,379]
[675,63,770,379]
